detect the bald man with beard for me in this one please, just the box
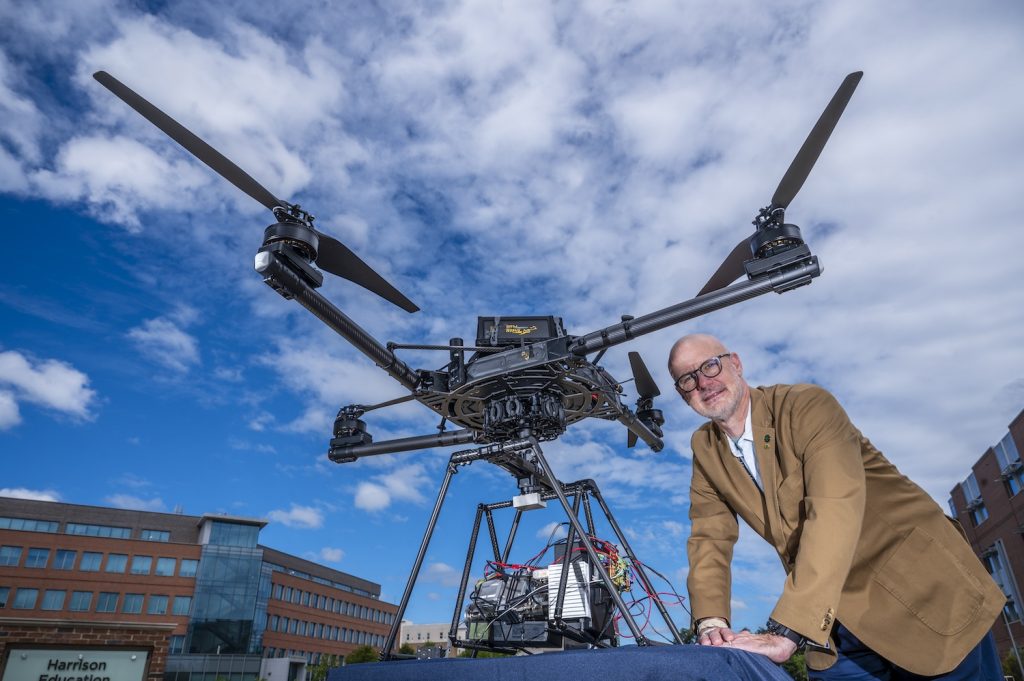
[668,334,1004,680]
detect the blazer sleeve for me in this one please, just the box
[687,440,739,625]
[769,386,866,645]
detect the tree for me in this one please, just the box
[780,650,807,681]
[1004,647,1024,681]
[398,643,416,655]
[345,645,378,665]
[308,654,341,681]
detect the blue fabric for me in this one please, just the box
[809,623,1002,681]
[328,644,793,681]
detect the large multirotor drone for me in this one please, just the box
[96,69,862,651]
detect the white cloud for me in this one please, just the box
[0,390,19,429]
[105,494,166,512]
[0,487,61,502]
[319,547,344,563]
[127,316,199,372]
[32,135,209,231]
[536,521,567,541]
[422,561,461,588]
[0,350,97,428]
[353,463,431,512]
[267,503,324,529]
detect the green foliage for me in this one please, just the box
[678,628,697,644]
[1004,647,1024,681]
[345,645,379,665]
[308,654,341,681]
[781,650,808,681]
[398,643,416,655]
[456,649,512,658]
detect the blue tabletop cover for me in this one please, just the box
[328,644,793,681]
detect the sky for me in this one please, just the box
[1,0,1023,641]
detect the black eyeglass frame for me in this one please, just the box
[673,353,733,393]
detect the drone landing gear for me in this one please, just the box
[379,436,683,660]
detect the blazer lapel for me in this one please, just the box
[751,388,786,552]
[710,423,767,536]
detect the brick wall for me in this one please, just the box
[0,618,173,681]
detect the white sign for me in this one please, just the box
[2,649,148,681]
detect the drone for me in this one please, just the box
[95,69,862,653]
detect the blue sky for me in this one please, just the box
[2,0,1023,637]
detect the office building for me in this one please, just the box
[948,407,1024,659]
[0,497,398,680]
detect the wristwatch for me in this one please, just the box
[765,618,806,650]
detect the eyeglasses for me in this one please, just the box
[673,353,732,393]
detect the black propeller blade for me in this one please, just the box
[772,71,863,209]
[313,232,419,313]
[93,71,419,313]
[627,351,660,448]
[628,351,661,399]
[93,71,284,212]
[695,71,863,296]
[696,237,751,297]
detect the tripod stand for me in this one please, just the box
[380,434,684,659]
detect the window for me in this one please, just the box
[301,590,310,606]
[0,517,58,532]
[123,593,144,614]
[0,546,23,566]
[179,559,198,577]
[13,588,38,609]
[147,595,168,615]
[172,595,192,616]
[972,504,990,527]
[0,586,8,608]
[105,553,128,573]
[155,557,176,576]
[25,547,49,568]
[70,591,92,612]
[273,584,283,599]
[140,529,170,542]
[169,635,185,654]
[53,549,77,570]
[41,590,65,611]
[130,555,152,575]
[984,541,1022,622]
[66,523,131,539]
[79,551,102,571]
[291,589,300,604]
[271,615,280,631]
[96,592,118,613]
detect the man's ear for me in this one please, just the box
[731,352,743,377]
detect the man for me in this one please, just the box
[668,333,1004,680]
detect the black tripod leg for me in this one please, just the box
[528,440,649,645]
[500,509,523,563]
[450,504,485,652]
[592,485,684,643]
[552,490,582,621]
[381,457,459,659]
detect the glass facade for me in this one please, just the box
[186,542,265,654]
[207,521,260,548]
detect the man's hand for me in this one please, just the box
[721,631,798,663]
[696,625,738,647]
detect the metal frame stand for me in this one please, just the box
[380,435,683,660]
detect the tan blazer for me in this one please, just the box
[686,384,1004,675]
